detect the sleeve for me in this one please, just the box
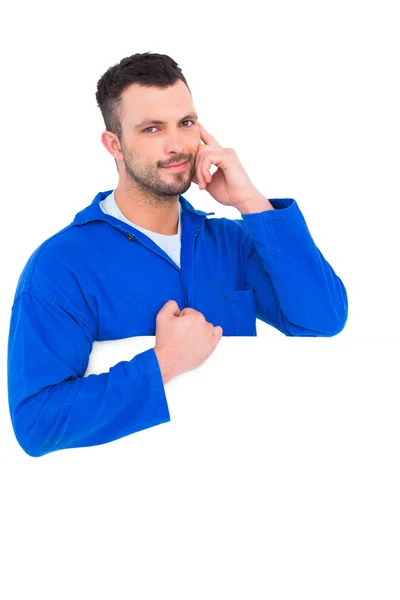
[240,198,348,336]
[7,290,170,458]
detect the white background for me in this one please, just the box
[1,1,399,598]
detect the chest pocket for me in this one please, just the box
[225,286,257,336]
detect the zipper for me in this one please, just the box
[108,212,206,309]
[189,229,201,308]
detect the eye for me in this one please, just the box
[142,120,195,134]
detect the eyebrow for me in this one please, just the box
[134,112,199,130]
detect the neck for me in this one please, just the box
[113,183,179,235]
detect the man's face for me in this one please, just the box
[116,80,200,199]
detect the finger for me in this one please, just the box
[194,145,212,187]
[203,156,213,184]
[180,307,195,316]
[161,299,180,315]
[195,154,207,190]
[198,123,221,148]
[199,156,212,189]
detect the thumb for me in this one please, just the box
[161,299,181,317]
[180,307,196,317]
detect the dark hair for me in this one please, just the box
[95,51,191,142]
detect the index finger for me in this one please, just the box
[198,122,221,147]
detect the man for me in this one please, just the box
[7,52,348,458]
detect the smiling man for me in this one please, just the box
[102,79,200,235]
[7,51,348,458]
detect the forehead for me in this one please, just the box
[121,81,195,127]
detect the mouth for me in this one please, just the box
[163,161,189,171]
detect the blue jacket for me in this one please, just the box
[7,190,348,457]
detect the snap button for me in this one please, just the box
[127,233,135,241]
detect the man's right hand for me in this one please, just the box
[154,300,223,384]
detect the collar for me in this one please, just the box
[72,189,215,225]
